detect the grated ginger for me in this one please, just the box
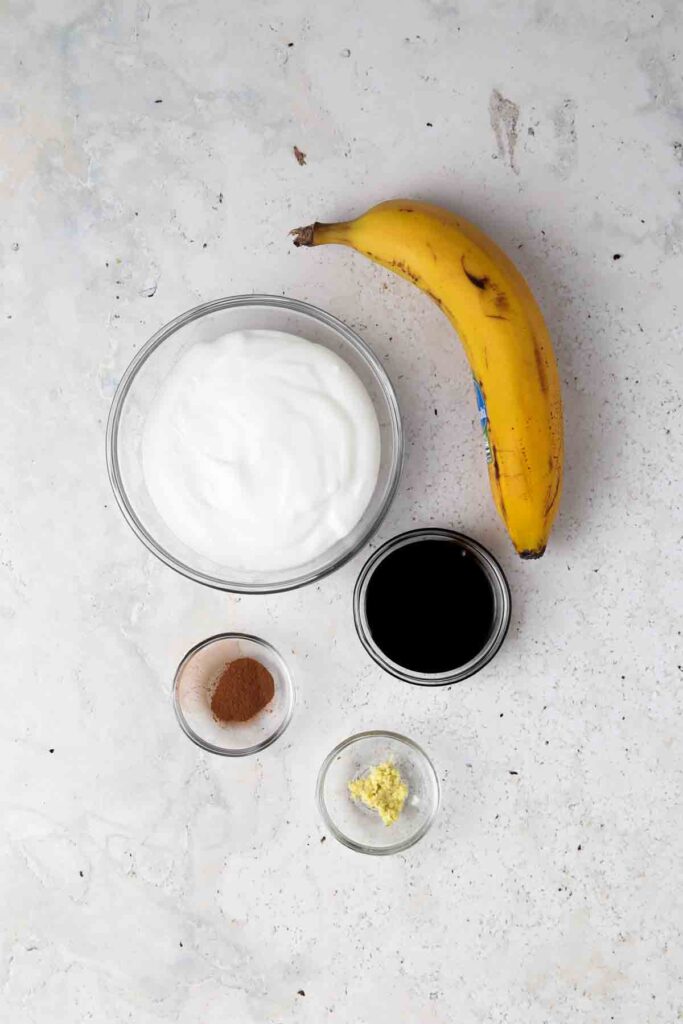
[348,761,408,826]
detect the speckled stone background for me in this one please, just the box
[2,1,682,1021]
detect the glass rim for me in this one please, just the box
[105,293,404,594]
[315,730,441,855]
[353,528,511,686]
[172,632,295,756]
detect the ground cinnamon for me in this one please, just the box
[210,658,275,723]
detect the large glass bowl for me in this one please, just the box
[106,295,403,593]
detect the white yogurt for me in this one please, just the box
[142,330,381,571]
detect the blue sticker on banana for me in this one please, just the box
[473,378,493,464]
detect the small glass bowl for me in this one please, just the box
[353,528,511,686]
[316,731,440,855]
[172,633,294,756]
[106,294,403,594]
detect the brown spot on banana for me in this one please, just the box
[424,290,444,308]
[493,290,510,313]
[544,473,561,517]
[533,344,549,395]
[390,259,420,284]
[462,255,511,318]
[461,255,489,290]
[490,446,509,523]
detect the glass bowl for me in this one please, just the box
[106,295,403,593]
[172,633,294,756]
[316,731,440,855]
[353,528,511,686]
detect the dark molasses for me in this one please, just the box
[364,538,495,673]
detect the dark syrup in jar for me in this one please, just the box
[364,538,496,673]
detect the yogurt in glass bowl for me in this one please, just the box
[106,295,403,593]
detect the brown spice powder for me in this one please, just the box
[210,658,275,723]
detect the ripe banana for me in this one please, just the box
[291,199,563,558]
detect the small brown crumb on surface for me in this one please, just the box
[293,145,307,165]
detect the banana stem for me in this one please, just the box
[290,221,349,247]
